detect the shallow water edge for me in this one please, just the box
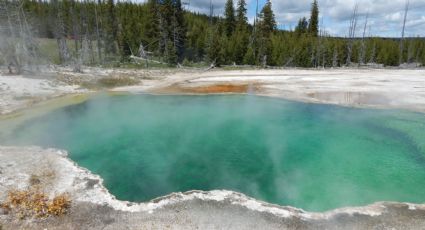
[0,94,424,212]
[1,146,425,229]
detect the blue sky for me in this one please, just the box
[134,0,425,37]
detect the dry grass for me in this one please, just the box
[97,75,140,88]
[48,195,71,216]
[0,189,71,219]
[29,175,41,186]
[30,170,56,186]
[56,73,141,89]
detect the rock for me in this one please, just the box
[0,207,9,215]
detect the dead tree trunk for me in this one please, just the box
[399,0,409,65]
[0,0,20,73]
[55,2,70,65]
[332,47,338,67]
[369,42,376,63]
[94,1,102,64]
[360,13,368,65]
[346,3,358,66]
[70,0,80,55]
[0,0,42,74]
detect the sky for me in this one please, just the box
[133,0,425,37]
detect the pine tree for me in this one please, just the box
[257,0,276,65]
[157,0,186,64]
[224,0,235,37]
[173,0,186,61]
[51,0,71,64]
[308,0,319,37]
[13,0,425,68]
[236,0,247,29]
[166,40,178,65]
[207,25,224,66]
[104,0,119,55]
[295,17,308,36]
[243,46,255,65]
[259,0,276,35]
[116,2,133,57]
[145,0,159,53]
[233,0,249,64]
[158,0,171,55]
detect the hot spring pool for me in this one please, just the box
[1,95,425,211]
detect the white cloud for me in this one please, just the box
[270,0,425,37]
[130,0,425,37]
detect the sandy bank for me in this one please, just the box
[2,68,425,115]
[0,74,84,115]
[145,69,425,113]
[0,67,189,115]
[1,146,425,229]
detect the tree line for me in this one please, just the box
[1,0,424,70]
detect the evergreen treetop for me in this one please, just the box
[236,0,248,30]
[259,0,276,36]
[224,0,236,36]
[308,0,319,37]
[11,0,425,68]
[295,17,308,35]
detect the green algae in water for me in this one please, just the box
[1,95,425,211]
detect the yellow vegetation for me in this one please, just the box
[0,189,70,219]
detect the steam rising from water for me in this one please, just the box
[1,94,425,211]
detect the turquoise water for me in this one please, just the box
[1,95,425,211]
